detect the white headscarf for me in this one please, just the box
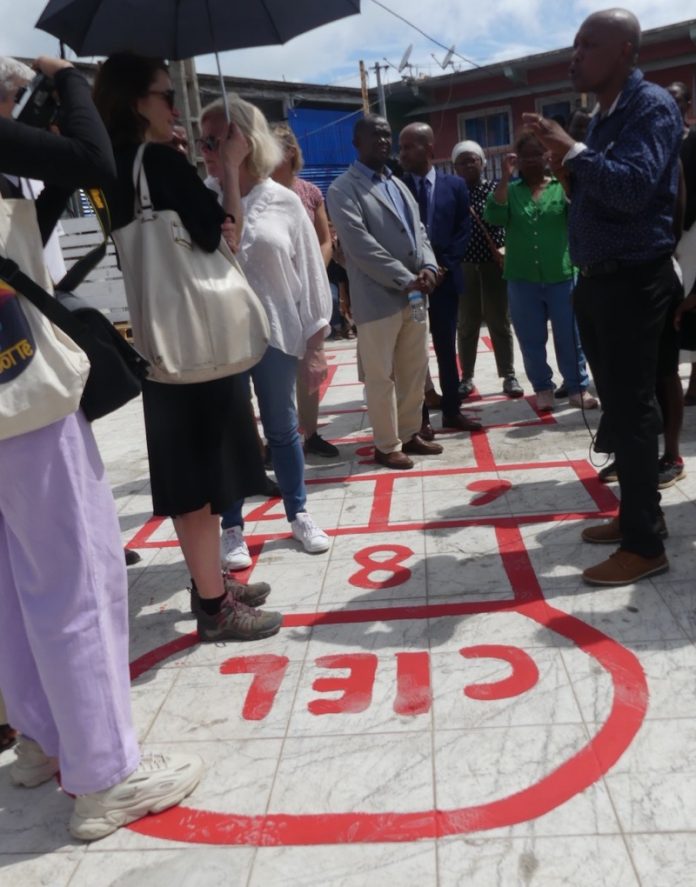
[451,140,486,166]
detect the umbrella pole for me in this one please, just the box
[214,52,230,122]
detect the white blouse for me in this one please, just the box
[237,178,332,358]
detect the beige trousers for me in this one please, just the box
[357,306,429,453]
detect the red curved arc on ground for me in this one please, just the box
[129,599,647,844]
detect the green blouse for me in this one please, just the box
[483,178,573,283]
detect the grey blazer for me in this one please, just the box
[327,164,437,324]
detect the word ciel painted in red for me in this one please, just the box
[220,645,540,721]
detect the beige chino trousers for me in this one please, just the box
[357,305,429,453]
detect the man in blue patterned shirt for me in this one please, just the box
[525,8,684,587]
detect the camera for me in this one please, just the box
[12,74,57,129]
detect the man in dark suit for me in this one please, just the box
[399,122,481,432]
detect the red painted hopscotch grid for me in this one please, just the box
[125,340,646,847]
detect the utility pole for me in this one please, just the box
[358,60,370,116]
[372,62,388,119]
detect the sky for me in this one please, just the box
[0,0,693,89]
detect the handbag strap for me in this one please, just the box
[131,143,155,221]
[469,206,502,260]
[0,253,89,346]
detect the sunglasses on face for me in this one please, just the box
[147,88,176,110]
[194,135,220,152]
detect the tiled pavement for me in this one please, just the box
[2,334,696,886]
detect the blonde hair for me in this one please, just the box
[271,122,304,174]
[201,94,283,179]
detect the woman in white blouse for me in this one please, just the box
[199,97,333,566]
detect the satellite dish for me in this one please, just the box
[441,45,455,69]
[398,44,413,73]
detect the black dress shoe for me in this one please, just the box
[403,434,444,455]
[374,449,414,470]
[502,374,524,398]
[304,432,339,457]
[443,414,482,431]
[419,423,435,442]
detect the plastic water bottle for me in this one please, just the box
[408,291,427,323]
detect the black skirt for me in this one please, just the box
[141,374,265,517]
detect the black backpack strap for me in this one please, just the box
[55,187,111,293]
[0,254,87,345]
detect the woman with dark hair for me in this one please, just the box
[484,130,597,412]
[0,54,201,841]
[94,53,282,641]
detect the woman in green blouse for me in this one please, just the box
[484,130,597,412]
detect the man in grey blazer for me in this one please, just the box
[327,115,443,469]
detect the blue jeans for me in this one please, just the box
[507,279,589,394]
[221,347,306,527]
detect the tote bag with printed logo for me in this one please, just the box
[0,197,90,441]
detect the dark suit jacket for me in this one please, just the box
[405,169,471,295]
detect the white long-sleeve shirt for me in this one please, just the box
[206,175,331,358]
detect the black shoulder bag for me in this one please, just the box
[0,188,148,422]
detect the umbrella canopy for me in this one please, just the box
[36,0,361,60]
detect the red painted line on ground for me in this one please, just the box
[471,430,497,471]
[367,475,395,529]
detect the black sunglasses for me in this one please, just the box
[194,135,220,152]
[147,88,176,110]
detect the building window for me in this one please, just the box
[535,93,592,127]
[458,108,511,148]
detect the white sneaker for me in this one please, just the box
[290,512,330,554]
[220,525,251,570]
[569,390,599,409]
[10,738,59,788]
[69,751,203,841]
[536,390,555,412]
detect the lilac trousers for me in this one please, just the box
[0,411,140,794]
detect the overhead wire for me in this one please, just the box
[369,0,481,69]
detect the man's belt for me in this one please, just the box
[579,259,621,278]
[579,254,672,279]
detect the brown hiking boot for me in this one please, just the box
[581,517,668,545]
[583,550,669,587]
[197,598,283,642]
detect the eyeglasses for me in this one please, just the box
[194,135,220,153]
[147,89,176,110]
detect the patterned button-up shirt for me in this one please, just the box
[566,69,683,267]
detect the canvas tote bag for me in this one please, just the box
[112,144,270,384]
[0,196,90,441]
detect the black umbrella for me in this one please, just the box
[36,0,361,60]
[36,0,361,115]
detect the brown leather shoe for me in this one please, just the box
[424,389,442,409]
[583,549,669,586]
[419,422,435,442]
[374,449,414,470]
[581,516,668,544]
[403,434,444,456]
[443,414,482,431]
